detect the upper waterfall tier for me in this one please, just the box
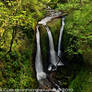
[38,10,67,26]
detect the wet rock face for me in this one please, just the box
[39,79,52,89]
[38,72,62,91]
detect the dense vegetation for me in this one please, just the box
[0,0,92,91]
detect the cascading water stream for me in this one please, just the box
[58,17,65,57]
[45,26,57,71]
[35,25,46,81]
[57,17,65,66]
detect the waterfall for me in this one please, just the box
[35,25,46,81]
[58,17,65,57]
[57,17,65,66]
[46,26,57,71]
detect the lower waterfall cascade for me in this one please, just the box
[35,25,46,81]
[46,26,57,71]
[35,17,65,84]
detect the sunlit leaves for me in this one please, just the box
[63,1,92,55]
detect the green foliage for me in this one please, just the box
[69,67,92,92]
[0,0,43,88]
[0,49,37,89]
[0,0,92,90]
[62,1,92,56]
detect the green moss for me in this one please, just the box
[62,1,92,59]
[69,67,92,92]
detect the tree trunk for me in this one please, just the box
[8,28,16,53]
[80,0,82,5]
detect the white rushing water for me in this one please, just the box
[38,12,61,26]
[56,17,65,66]
[35,25,46,81]
[46,26,57,71]
[58,17,65,57]
[38,17,52,26]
